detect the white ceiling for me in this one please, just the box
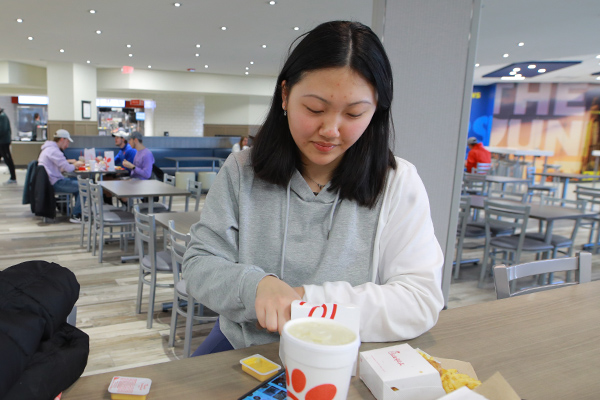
[1,0,599,85]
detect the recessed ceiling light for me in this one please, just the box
[89,10,96,14]
[148,65,152,69]
[60,49,65,53]
[28,36,33,41]
[513,67,521,72]
[173,2,181,7]
[195,53,199,57]
[528,64,536,69]
[503,53,509,58]
[245,67,249,70]
[538,69,546,73]
[96,30,102,34]
[269,1,276,4]
[596,55,600,59]
[509,71,516,75]
[87,60,91,64]
[196,44,201,48]
[518,42,524,47]
[204,65,208,68]
[596,77,600,80]
[245,72,249,75]
[501,76,525,81]
[16,18,23,23]
[262,44,267,48]
[475,63,479,67]
[294,27,300,31]
[127,44,132,48]
[250,61,254,65]
[221,26,227,31]
[129,54,133,57]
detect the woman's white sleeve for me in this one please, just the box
[302,163,444,341]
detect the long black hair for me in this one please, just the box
[251,20,396,208]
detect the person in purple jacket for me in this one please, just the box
[37,129,85,222]
[122,131,154,180]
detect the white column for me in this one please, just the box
[47,62,97,122]
[377,1,482,306]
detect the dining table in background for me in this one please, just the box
[70,168,129,182]
[63,280,600,399]
[99,179,191,213]
[165,157,226,172]
[469,194,599,246]
[535,171,600,199]
[154,210,202,234]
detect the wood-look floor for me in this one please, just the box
[1,166,599,377]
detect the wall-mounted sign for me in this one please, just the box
[97,98,126,107]
[17,95,49,105]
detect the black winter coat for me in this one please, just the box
[0,260,89,400]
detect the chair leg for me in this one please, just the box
[92,224,98,256]
[98,228,105,263]
[86,218,92,252]
[136,270,144,315]
[478,242,491,288]
[147,271,157,329]
[184,294,195,358]
[80,219,84,247]
[168,293,179,348]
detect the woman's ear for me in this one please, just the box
[281,80,288,111]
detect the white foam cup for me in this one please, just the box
[281,317,360,400]
[89,160,96,171]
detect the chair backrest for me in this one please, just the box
[77,176,91,219]
[133,205,157,262]
[488,189,528,203]
[484,199,531,252]
[540,194,586,210]
[475,162,492,174]
[493,252,592,299]
[526,165,536,185]
[575,186,600,211]
[162,174,175,208]
[88,182,105,222]
[462,172,486,195]
[186,180,202,212]
[168,220,191,285]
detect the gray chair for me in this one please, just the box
[89,183,135,262]
[526,195,586,260]
[493,252,592,299]
[134,176,173,214]
[185,180,202,212]
[134,205,174,329]
[462,172,487,196]
[168,220,217,357]
[454,196,485,279]
[475,162,492,174]
[77,176,93,251]
[488,189,528,203]
[526,166,557,202]
[478,199,553,288]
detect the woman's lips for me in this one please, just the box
[313,142,336,152]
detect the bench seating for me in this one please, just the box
[64,147,232,174]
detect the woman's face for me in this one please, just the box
[282,67,377,173]
[242,137,248,146]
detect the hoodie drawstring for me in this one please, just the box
[279,181,340,279]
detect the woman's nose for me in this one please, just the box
[319,115,341,138]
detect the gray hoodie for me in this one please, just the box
[183,150,382,348]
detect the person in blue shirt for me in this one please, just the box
[113,130,136,169]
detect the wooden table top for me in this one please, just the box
[154,211,201,233]
[63,280,600,399]
[99,179,191,198]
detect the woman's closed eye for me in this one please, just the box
[306,106,323,114]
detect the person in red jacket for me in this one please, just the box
[465,137,491,172]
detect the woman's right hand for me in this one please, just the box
[255,276,302,334]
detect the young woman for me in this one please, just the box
[183,20,444,356]
[232,136,250,153]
